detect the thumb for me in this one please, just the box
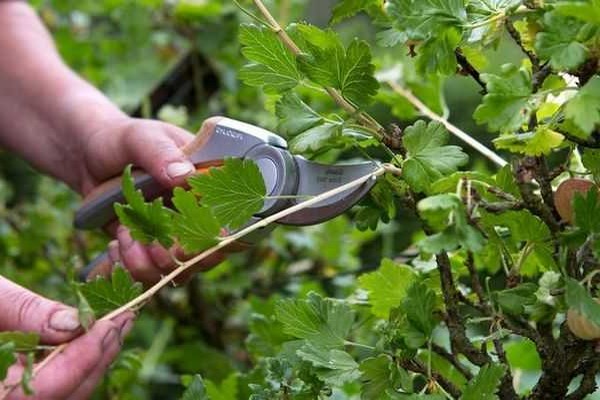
[122,120,196,188]
[0,276,83,344]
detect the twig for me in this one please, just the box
[505,20,539,71]
[465,253,487,307]
[455,50,486,92]
[386,80,508,168]
[14,165,391,394]
[436,252,491,366]
[430,343,473,380]
[399,358,462,398]
[251,0,386,139]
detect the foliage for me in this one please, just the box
[2,0,600,399]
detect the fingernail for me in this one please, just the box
[119,318,134,342]
[102,328,119,350]
[166,161,195,179]
[49,309,81,331]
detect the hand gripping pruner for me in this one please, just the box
[75,117,380,280]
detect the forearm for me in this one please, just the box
[0,2,127,191]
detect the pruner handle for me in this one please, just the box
[74,117,224,230]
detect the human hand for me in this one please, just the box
[0,276,135,400]
[78,117,224,284]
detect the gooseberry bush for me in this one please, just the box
[2,0,600,399]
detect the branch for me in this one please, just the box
[8,165,392,396]
[436,252,491,366]
[430,343,473,380]
[455,49,486,92]
[505,20,539,71]
[559,129,600,148]
[566,360,600,400]
[251,0,386,140]
[399,358,462,398]
[386,80,508,168]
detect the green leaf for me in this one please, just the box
[461,364,506,400]
[76,289,95,331]
[573,187,600,233]
[205,373,238,400]
[239,24,301,93]
[330,0,382,25]
[275,92,323,137]
[360,355,411,400]
[275,292,355,348]
[172,188,220,253]
[582,149,600,178]
[495,283,538,316]
[387,0,466,40]
[467,0,521,44]
[189,158,266,230]
[358,258,416,318]
[493,127,564,156]
[505,339,542,371]
[474,64,535,133]
[555,0,600,25]
[535,12,588,70]
[418,194,485,253]
[402,121,469,193]
[297,25,379,107]
[565,75,600,135]
[297,344,360,385]
[402,281,439,336]
[181,375,209,400]
[565,277,600,327]
[78,267,143,317]
[416,28,461,75]
[20,353,34,395]
[289,123,342,153]
[114,165,173,247]
[0,332,39,352]
[0,342,15,381]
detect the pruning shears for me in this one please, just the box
[76,116,380,281]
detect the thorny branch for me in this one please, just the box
[3,165,394,398]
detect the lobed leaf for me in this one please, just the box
[78,267,143,317]
[239,24,301,93]
[296,24,379,107]
[275,292,355,349]
[402,120,469,193]
[180,375,209,400]
[189,158,266,230]
[358,258,416,318]
[461,364,506,400]
[535,12,589,71]
[565,75,600,135]
[172,188,220,253]
[474,64,535,133]
[114,165,173,248]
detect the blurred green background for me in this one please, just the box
[0,0,541,398]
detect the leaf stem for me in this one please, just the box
[386,80,508,168]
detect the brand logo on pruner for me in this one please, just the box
[217,127,244,141]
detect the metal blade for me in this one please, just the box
[277,157,380,226]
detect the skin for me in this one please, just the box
[0,1,223,397]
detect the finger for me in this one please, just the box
[170,249,225,284]
[116,228,163,285]
[65,316,135,400]
[0,277,82,344]
[122,120,196,188]
[5,313,134,400]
